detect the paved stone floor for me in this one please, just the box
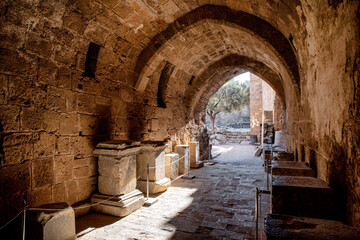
[76,144,270,240]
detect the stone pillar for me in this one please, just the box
[189,142,204,168]
[90,141,145,217]
[165,153,179,180]
[136,141,171,194]
[175,145,190,174]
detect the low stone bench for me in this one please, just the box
[265,214,360,240]
[271,161,315,177]
[27,203,76,240]
[271,176,335,219]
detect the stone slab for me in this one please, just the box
[271,161,315,177]
[175,145,190,174]
[265,214,360,240]
[91,190,145,217]
[276,152,294,161]
[271,176,335,219]
[137,177,171,194]
[27,202,76,240]
[94,141,141,157]
[165,153,179,180]
[98,155,136,195]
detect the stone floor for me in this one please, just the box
[76,144,270,240]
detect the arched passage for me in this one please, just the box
[134,5,300,96]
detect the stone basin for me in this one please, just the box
[265,214,360,240]
[271,176,335,219]
[271,161,315,177]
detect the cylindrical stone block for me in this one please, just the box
[165,153,179,180]
[175,145,190,174]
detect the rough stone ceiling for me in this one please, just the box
[130,4,300,101]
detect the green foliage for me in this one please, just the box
[207,79,250,115]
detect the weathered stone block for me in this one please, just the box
[94,141,141,195]
[76,176,97,201]
[59,113,78,135]
[165,153,179,180]
[189,141,203,168]
[0,105,19,132]
[265,214,360,240]
[52,183,66,203]
[3,133,33,165]
[72,136,95,157]
[98,155,136,195]
[175,145,190,174]
[136,144,166,181]
[271,161,315,177]
[21,107,45,131]
[77,93,96,115]
[271,176,336,219]
[0,162,30,195]
[54,155,73,184]
[91,190,144,217]
[32,157,54,188]
[28,187,53,208]
[55,136,70,154]
[33,132,55,157]
[27,203,76,240]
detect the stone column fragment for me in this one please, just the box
[175,145,190,174]
[165,153,179,180]
[189,141,204,168]
[91,140,145,217]
[136,141,171,194]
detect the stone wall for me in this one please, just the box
[250,74,263,141]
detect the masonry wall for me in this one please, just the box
[0,0,192,225]
[250,74,262,141]
[284,2,360,226]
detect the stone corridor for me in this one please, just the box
[76,144,269,240]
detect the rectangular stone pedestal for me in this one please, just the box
[271,161,315,177]
[91,190,145,217]
[175,145,190,174]
[136,141,171,194]
[93,141,144,217]
[265,214,360,240]
[189,142,204,168]
[165,153,179,180]
[27,203,76,240]
[271,176,335,219]
[94,141,141,195]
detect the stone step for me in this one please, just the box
[271,161,315,177]
[271,176,336,219]
[265,214,360,240]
